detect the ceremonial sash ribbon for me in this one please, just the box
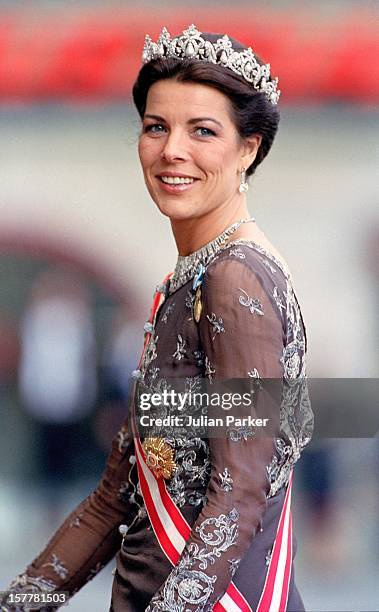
[131,274,294,611]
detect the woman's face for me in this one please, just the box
[138,79,256,222]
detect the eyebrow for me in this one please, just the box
[143,114,223,129]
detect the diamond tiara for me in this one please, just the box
[141,24,280,105]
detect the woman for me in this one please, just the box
[3,25,312,612]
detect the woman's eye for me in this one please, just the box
[195,127,216,137]
[143,123,166,134]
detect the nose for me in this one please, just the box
[160,129,188,163]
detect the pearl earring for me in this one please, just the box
[239,168,249,193]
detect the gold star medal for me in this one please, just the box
[142,437,177,480]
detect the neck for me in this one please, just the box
[170,197,250,256]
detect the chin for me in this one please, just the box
[159,208,198,223]
[154,197,203,222]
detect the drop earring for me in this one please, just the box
[239,168,249,193]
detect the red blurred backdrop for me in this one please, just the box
[0,6,378,104]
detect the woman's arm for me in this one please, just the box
[1,420,136,609]
[146,256,286,611]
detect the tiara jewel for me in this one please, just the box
[141,24,280,105]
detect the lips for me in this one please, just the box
[155,173,198,193]
[155,171,199,192]
[160,176,194,185]
[156,170,198,179]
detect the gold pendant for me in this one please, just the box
[142,437,177,480]
[193,285,202,323]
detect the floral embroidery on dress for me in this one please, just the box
[280,340,304,379]
[229,247,246,259]
[238,288,264,316]
[273,286,286,314]
[173,334,187,361]
[146,365,160,387]
[193,507,239,565]
[227,425,255,442]
[146,566,217,611]
[147,508,239,610]
[42,554,68,580]
[147,373,173,398]
[225,239,291,281]
[248,367,260,378]
[266,374,313,497]
[1,572,60,611]
[228,557,241,576]
[116,425,130,454]
[69,516,81,529]
[140,332,158,376]
[185,290,195,310]
[166,437,210,508]
[69,510,84,528]
[9,573,57,593]
[204,356,216,383]
[218,467,233,492]
[117,481,132,504]
[193,349,205,368]
[162,302,175,324]
[260,257,277,274]
[206,312,225,340]
[185,290,196,321]
[181,575,214,603]
[247,368,264,394]
[188,491,208,507]
[185,375,202,395]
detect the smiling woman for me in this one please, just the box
[2,25,312,612]
[137,79,262,236]
[133,33,280,257]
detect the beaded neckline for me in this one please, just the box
[168,234,292,296]
[168,218,255,294]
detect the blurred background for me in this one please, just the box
[0,1,378,610]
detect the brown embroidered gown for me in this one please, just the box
[3,239,313,612]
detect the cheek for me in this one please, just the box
[202,147,239,181]
[138,138,159,173]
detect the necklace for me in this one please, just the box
[169,217,256,294]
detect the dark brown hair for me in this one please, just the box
[132,33,280,178]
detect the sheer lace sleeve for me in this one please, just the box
[1,420,136,610]
[146,256,286,611]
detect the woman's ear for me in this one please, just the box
[240,134,262,171]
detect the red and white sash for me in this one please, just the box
[131,275,294,612]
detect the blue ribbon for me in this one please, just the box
[192,263,205,291]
